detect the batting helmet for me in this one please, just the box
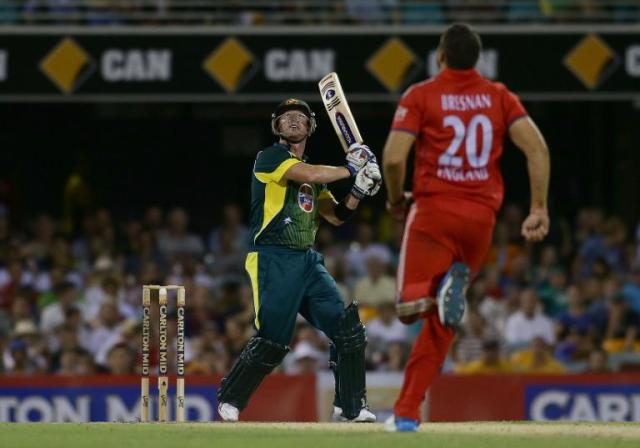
[271,98,317,137]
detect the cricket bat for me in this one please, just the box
[318,72,364,152]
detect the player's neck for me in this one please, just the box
[279,138,306,159]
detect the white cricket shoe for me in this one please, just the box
[333,406,377,422]
[218,402,239,422]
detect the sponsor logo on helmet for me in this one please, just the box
[297,184,314,213]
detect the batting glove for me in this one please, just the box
[345,143,376,177]
[351,162,382,199]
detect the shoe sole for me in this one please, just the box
[335,414,377,423]
[437,263,470,327]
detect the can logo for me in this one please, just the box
[297,184,314,213]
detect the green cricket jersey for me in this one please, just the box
[248,143,335,250]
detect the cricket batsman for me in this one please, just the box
[382,24,551,431]
[217,98,381,422]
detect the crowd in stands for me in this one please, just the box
[1,199,640,378]
[0,1,637,25]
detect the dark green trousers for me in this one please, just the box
[245,245,344,345]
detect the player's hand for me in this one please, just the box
[521,207,550,242]
[386,192,413,221]
[351,162,382,199]
[363,162,382,197]
[345,143,376,177]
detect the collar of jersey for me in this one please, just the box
[438,68,481,81]
[275,142,307,162]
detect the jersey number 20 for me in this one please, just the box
[438,114,493,168]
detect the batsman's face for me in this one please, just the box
[278,110,309,140]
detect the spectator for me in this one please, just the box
[367,302,407,344]
[83,275,134,323]
[579,217,628,277]
[345,0,397,24]
[105,343,135,375]
[583,277,608,335]
[353,252,396,319]
[0,259,32,312]
[10,295,34,323]
[76,348,97,375]
[23,0,82,25]
[323,256,350,304]
[532,245,561,285]
[39,281,79,334]
[583,348,610,374]
[56,348,79,375]
[5,339,39,374]
[224,316,252,360]
[2,200,640,379]
[603,295,639,353]
[556,286,592,340]
[286,341,324,374]
[454,309,497,364]
[157,208,204,260]
[187,347,229,375]
[88,298,126,365]
[206,227,246,278]
[49,322,87,372]
[455,340,512,374]
[510,337,566,374]
[385,341,409,371]
[537,267,569,317]
[622,264,640,314]
[505,288,556,349]
[345,222,392,280]
[208,204,248,255]
[485,221,522,278]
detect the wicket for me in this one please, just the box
[141,285,186,423]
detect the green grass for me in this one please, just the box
[2,422,639,448]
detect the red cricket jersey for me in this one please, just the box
[391,68,527,212]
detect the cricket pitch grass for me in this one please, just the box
[3,421,640,448]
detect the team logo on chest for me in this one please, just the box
[297,183,314,213]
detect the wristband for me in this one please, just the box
[335,200,356,221]
[345,164,358,177]
[350,185,366,200]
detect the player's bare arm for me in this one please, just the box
[318,196,359,226]
[382,130,415,220]
[509,116,551,242]
[283,162,351,184]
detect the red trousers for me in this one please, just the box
[395,196,495,421]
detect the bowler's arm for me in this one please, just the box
[509,117,551,242]
[509,117,550,212]
[382,131,414,204]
